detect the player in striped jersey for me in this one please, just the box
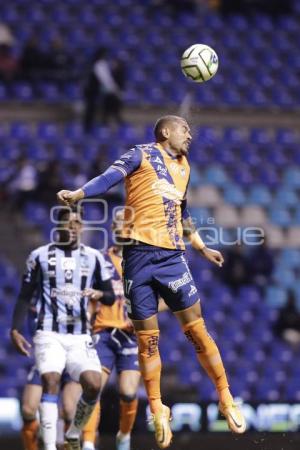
[57,115,246,448]
[10,206,115,450]
[81,209,140,450]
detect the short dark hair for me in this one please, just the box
[154,115,186,140]
[56,205,83,223]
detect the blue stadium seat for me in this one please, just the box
[265,286,287,309]
[248,185,272,206]
[223,184,246,206]
[284,167,300,187]
[275,187,299,207]
[203,165,228,186]
[269,206,292,226]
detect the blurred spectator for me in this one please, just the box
[8,157,37,209]
[273,291,300,347]
[0,44,18,83]
[47,36,72,83]
[83,47,125,132]
[0,23,15,47]
[21,35,47,81]
[246,240,274,292]
[36,160,62,205]
[88,148,109,179]
[217,240,274,294]
[217,245,250,293]
[63,162,88,190]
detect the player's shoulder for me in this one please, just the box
[29,244,49,258]
[81,244,105,260]
[134,142,156,153]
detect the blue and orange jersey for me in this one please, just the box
[93,246,130,332]
[82,142,191,250]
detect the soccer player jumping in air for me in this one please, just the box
[57,115,247,448]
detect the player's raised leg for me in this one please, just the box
[134,316,172,449]
[175,302,246,433]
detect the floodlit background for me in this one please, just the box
[0,0,300,448]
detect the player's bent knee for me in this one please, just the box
[81,371,101,399]
[41,372,61,394]
[175,301,202,325]
[21,404,37,421]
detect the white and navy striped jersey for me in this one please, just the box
[22,243,111,334]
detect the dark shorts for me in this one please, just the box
[94,328,139,373]
[122,245,200,320]
[26,365,72,386]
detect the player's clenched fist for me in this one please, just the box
[57,188,84,205]
[200,247,224,268]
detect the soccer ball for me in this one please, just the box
[181,44,219,83]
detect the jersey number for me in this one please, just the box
[124,279,133,297]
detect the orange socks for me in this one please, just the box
[183,318,231,400]
[119,398,138,434]
[136,329,162,414]
[82,397,138,444]
[21,419,39,450]
[82,402,100,445]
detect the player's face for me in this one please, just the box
[59,212,83,245]
[168,120,192,155]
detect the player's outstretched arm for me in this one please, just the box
[57,148,142,205]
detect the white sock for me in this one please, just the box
[40,401,58,450]
[117,431,130,441]
[66,397,97,439]
[82,441,95,450]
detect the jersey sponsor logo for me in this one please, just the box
[168,271,192,293]
[61,257,76,271]
[152,179,184,203]
[51,286,82,306]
